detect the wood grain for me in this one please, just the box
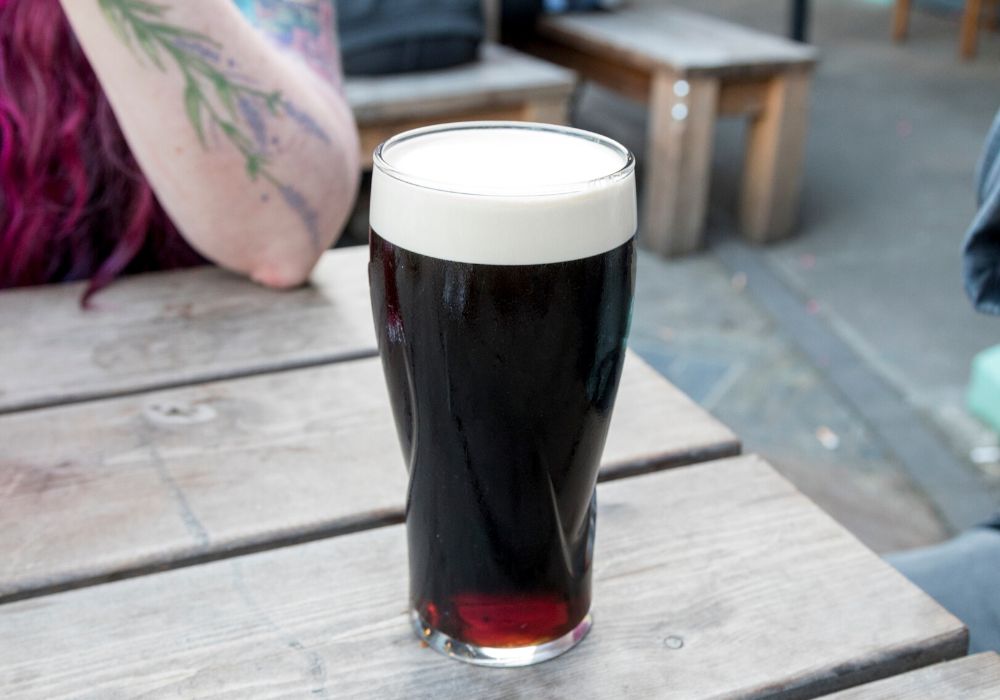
[642,72,718,256]
[740,71,812,243]
[514,37,653,104]
[821,653,1000,699]
[718,78,770,117]
[346,43,575,124]
[521,97,568,124]
[960,0,984,59]
[0,351,738,602]
[892,0,912,42]
[0,247,374,414]
[0,456,966,699]
[535,3,818,78]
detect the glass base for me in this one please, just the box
[411,609,592,667]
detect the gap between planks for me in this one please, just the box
[0,353,739,605]
[0,349,379,416]
[0,456,965,700]
[0,441,740,606]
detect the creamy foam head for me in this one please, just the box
[371,122,636,265]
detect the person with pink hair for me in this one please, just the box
[0,0,360,302]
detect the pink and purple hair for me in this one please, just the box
[0,0,203,302]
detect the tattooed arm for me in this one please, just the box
[59,0,360,287]
[233,0,344,88]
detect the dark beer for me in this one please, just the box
[368,122,636,666]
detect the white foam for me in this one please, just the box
[370,123,636,264]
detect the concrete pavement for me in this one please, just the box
[577,0,1000,549]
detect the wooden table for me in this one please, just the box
[0,247,990,698]
[345,43,576,169]
[516,3,818,255]
[821,652,1000,698]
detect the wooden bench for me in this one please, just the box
[345,43,576,168]
[893,0,999,60]
[516,3,819,255]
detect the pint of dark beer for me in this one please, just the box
[368,122,636,667]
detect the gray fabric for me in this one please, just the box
[888,527,1000,653]
[963,108,1000,314]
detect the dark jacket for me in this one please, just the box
[963,112,1000,532]
[964,109,1000,315]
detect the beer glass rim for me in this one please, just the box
[372,121,635,197]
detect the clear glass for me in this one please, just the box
[373,121,635,195]
[369,122,636,667]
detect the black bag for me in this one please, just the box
[337,0,484,76]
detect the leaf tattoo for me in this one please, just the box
[184,81,205,145]
[98,0,328,247]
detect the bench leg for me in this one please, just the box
[521,97,570,125]
[642,72,719,256]
[739,71,811,244]
[960,0,983,59]
[893,0,911,41]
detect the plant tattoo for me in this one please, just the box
[98,0,329,247]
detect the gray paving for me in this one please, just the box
[762,1,1000,460]
[628,245,949,552]
[575,0,1000,549]
[696,0,1000,464]
[715,238,996,533]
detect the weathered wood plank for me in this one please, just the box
[0,247,374,414]
[515,36,653,104]
[0,456,965,699]
[346,43,575,124]
[740,71,812,243]
[821,653,1000,699]
[960,0,984,60]
[521,96,568,124]
[718,77,770,117]
[0,351,738,602]
[641,72,718,255]
[891,0,912,42]
[535,3,818,78]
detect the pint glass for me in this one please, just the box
[368,122,636,667]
